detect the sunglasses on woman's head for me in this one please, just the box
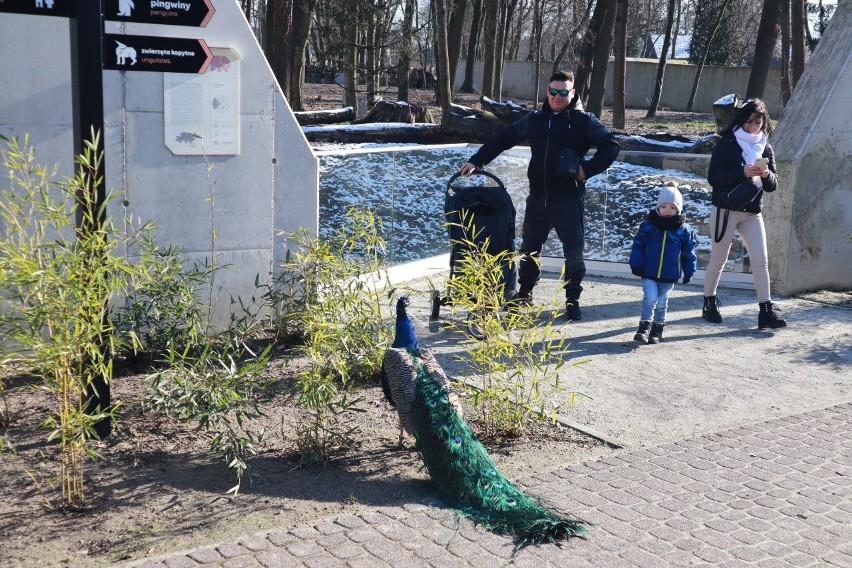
[548,88,571,97]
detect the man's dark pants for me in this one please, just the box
[517,194,586,300]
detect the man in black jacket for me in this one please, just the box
[459,70,620,320]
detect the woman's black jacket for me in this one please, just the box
[466,100,620,201]
[707,130,779,213]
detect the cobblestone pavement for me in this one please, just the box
[124,402,852,568]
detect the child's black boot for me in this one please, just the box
[758,301,787,329]
[702,296,722,323]
[634,320,651,342]
[647,322,665,344]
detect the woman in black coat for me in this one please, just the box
[703,98,786,330]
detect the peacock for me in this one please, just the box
[381,296,587,549]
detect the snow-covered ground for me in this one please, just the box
[316,145,748,272]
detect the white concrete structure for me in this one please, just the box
[0,1,317,328]
[767,0,852,294]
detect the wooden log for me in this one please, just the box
[612,133,717,154]
[351,100,435,125]
[440,103,509,143]
[302,123,445,144]
[479,96,534,124]
[294,107,356,126]
[688,134,720,154]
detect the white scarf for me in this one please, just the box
[734,127,767,188]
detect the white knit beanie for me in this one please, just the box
[657,183,683,214]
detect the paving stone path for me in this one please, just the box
[125,402,852,568]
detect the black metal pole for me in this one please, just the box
[71,0,105,168]
[70,0,111,439]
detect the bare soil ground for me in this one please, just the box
[1,86,711,568]
[0,350,610,567]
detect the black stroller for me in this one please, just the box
[430,170,517,335]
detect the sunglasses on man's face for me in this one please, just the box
[548,88,572,97]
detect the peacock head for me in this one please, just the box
[396,295,411,318]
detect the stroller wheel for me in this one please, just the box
[466,311,487,341]
[430,290,442,319]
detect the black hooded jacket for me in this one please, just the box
[466,97,620,200]
[707,129,778,213]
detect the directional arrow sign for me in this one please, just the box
[104,0,215,27]
[0,0,71,17]
[103,34,213,74]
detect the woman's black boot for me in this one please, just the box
[647,323,665,344]
[702,296,722,323]
[758,301,787,329]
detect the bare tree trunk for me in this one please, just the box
[434,0,454,128]
[344,6,359,111]
[686,0,731,112]
[671,0,681,59]
[447,0,468,90]
[780,0,792,105]
[398,0,416,101]
[641,0,654,57]
[271,0,294,102]
[647,0,678,117]
[494,0,515,99]
[266,0,314,112]
[553,1,592,74]
[612,0,628,129]
[481,0,499,98]
[586,0,616,116]
[575,0,611,104]
[746,0,782,99]
[508,0,527,59]
[366,15,377,107]
[264,0,276,61]
[791,0,805,86]
[531,0,544,103]
[460,0,483,92]
[288,0,316,111]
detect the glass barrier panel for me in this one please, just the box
[317,146,750,273]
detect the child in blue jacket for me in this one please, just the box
[629,182,697,344]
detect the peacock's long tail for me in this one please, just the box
[408,350,587,548]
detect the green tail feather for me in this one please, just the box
[409,350,587,548]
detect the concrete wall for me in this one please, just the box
[457,59,782,115]
[0,14,77,181]
[0,1,318,329]
[765,0,852,294]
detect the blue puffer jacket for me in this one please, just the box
[629,210,697,283]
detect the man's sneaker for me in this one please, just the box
[565,298,582,320]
